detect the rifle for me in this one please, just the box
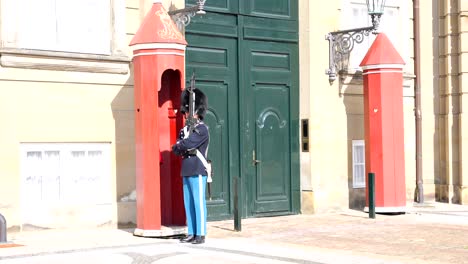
[186,72,212,200]
[185,72,197,135]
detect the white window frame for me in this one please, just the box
[20,143,112,205]
[0,0,129,73]
[352,139,366,188]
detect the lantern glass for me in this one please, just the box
[366,0,385,15]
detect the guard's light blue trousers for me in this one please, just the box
[183,175,207,236]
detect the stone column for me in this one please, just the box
[459,0,468,204]
[438,0,467,204]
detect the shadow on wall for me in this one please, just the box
[341,74,366,211]
[111,67,137,229]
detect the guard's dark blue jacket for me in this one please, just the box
[172,122,210,177]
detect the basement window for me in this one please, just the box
[20,143,111,204]
[352,140,366,188]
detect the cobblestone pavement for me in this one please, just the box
[208,211,468,264]
[0,203,467,264]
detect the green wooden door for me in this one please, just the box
[241,39,299,216]
[185,0,299,219]
[185,14,239,221]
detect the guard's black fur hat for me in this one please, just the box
[180,88,208,120]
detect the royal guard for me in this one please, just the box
[172,77,211,245]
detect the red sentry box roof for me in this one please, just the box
[360,33,404,67]
[130,2,187,46]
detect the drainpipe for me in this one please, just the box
[414,0,423,203]
[0,213,6,243]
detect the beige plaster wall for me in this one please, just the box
[301,0,350,213]
[0,0,183,229]
[417,1,438,202]
[298,0,312,212]
[300,0,440,212]
[0,68,132,229]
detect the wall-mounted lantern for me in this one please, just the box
[325,0,386,83]
[168,0,207,32]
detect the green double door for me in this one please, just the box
[185,0,299,220]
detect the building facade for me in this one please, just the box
[0,0,466,230]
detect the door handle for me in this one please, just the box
[252,150,261,165]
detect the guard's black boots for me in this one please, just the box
[192,236,205,244]
[180,235,195,243]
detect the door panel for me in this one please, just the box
[202,0,239,14]
[253,83,290,213]
[240,0,297,20]
[185,33,239,220]
[184,12,238,38]
[242,15,299,43]
[242,40,296,216]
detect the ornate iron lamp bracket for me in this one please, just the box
[168,0,206,32]
[325,26,374,83]
[325,9,383,83]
